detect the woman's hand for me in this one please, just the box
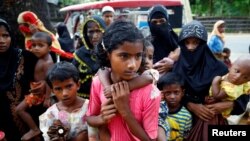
[111,81,131,117]
[153,58,174,74]
[206,101,233,115]
[187,102,215,121]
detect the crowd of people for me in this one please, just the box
[0,4,250,141]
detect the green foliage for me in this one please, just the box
[191,0,250,17]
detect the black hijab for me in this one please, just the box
[148,4,178,63]
[173,20,228,103]
[0,18,21,92]
[56,22,74,53]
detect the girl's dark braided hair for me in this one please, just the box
[95,20,145,69]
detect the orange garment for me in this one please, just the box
[17,11,73,59]
[25,82,45,107]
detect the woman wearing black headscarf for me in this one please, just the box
[72,16,106,99]
[0,18,44,141]
[173,20,231,141]
[148,4,179,74]
[56,22,75,54]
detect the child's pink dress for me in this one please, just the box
[87,76,161,141]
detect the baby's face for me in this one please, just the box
[228,61,250,85]
[184,37,200,52]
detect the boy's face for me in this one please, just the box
[144,46,154,70]
[102,11,114,26]
[161,84,184,110]
[30,37,50,58]
[87,21,103,47]
[184,37,200,52]
[228,60,250,85]
[51,78,80,106]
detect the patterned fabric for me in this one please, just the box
[173,20,228,104]
[72,16,105,99]
[25,93,44,107]
[158,101,170,139]
[87,76,161,141]
[17,11,73,59]
[39,100,89,141]
[158,101,192,140]
[209,75,250,117]
[168,106,192,140]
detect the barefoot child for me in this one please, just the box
[86,20,161,140]
[16,32,54,140]
[39,61,89,141]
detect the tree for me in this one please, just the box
[191,0,250,17]
[0,0,55,49]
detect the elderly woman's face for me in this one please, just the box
[0,25,11,53]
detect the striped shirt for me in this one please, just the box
[168,105,192,139]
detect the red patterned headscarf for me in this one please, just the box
[17,11,73,59]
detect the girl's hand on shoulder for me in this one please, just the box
[187,102,215,122]
[111,81,130,117]
[104,86,112,98]
[101,98,117,123]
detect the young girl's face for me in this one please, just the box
[144,46,154,70]
[227,61,250,85]
[108,41,143,82]
[87,21,103,46]
[184,37,200,52]
[0,25,11,53]
[30,37,50,58]
[162,84,184,110]
[51,78,80,106]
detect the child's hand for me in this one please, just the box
[153,58,173,74]
[29,81,46,95]
[111,81,130,117]
[187,102,215,122]
[101,98,117,123]
[104,86,112,98]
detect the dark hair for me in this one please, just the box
[95,20,145,68]
[157,72,184,90]
[46,61,79,88]
[223,47,230,53]
[32,32,52,46]
[144,36,154,49]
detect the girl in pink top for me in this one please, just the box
[86,20,161,141]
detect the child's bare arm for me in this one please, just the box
[212,76,227,100]
[86,98,117,127]
[98,68,157,97]
[128,69,159,90]
[98,68,112,98]
[43,82,52,108]
[99,125,111,141]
